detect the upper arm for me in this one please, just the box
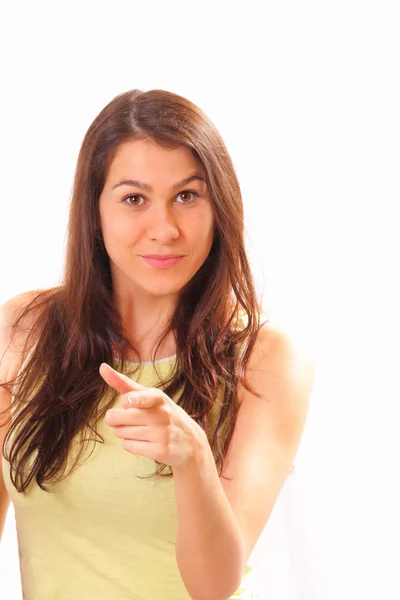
[0,293,28,536]
[0,290,45,537]
[220,321,316,561]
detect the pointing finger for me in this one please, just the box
[99,363,146,394]
[122,389,165,409]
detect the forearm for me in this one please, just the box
[173,436,245,600]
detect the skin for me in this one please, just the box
[100,363,207,466]
[98,138,215,359]
[97,140,220,513]
[0,135,314,600]
[97,137,245,597]
[98,133,220,525]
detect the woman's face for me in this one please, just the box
[99,138,215,301]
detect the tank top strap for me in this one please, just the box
[233,309,270,364]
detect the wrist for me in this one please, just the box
[174,427,213,475]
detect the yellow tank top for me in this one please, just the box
[2,350,263,599]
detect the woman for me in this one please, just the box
[0,89,315,600]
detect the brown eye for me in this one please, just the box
[124,195,144,207]
[176,191,198,204]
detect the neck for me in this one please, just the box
[112,287,178,362]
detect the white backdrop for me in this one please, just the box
[0,1,398,599]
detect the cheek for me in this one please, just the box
[187,207,214,245]
[101,213,140,249]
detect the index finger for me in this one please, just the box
[99,363,146,394]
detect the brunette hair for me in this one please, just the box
[1,89,263,493]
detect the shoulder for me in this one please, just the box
[247,319,316,376]
[0,288,47,331]
[0,289,45,321]
[240,319,317,422]
[0,289,48,383]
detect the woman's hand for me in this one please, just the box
[99,363,207,468]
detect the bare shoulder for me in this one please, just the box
[247,319,317,377]
[240,318,317,420]
[0,289,48,384]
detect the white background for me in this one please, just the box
[0,1,398,599]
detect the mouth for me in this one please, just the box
[140,255,185,269]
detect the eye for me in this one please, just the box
[176,190,199,204]
[122,190,199,208]
[123,194,145,207]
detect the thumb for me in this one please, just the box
[99,363,146,394]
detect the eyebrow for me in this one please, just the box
[112,174,207,192]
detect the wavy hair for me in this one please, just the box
[1,89,263,493]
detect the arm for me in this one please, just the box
[173,436,245,600]
[0,391,11,542]
[0,298,17,541]
[173,321,316,600]
[0,290,44,541]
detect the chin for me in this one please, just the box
[138,280,187,298]
[142,289,183,300]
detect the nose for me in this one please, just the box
[145,203,180,242]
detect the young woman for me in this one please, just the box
[0,89,315,600]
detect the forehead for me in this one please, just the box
[106,139,203,180]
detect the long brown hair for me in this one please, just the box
[1,89,263,493]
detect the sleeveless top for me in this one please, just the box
[2,314,269,599]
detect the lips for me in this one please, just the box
[140,255,184,269]
[142,255,184,260]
